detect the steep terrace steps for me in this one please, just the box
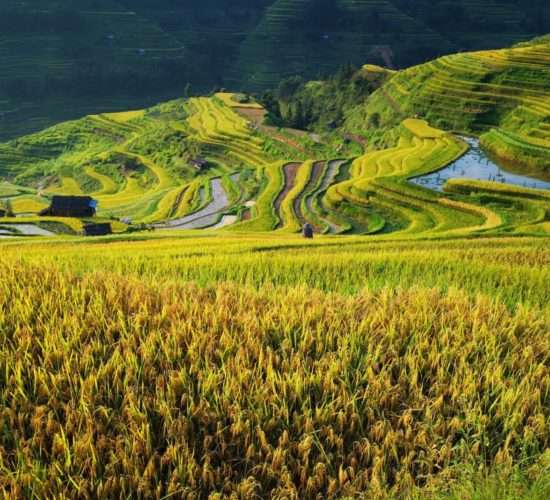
[482,129,550,155]
[331,140,423,208]
[367,43,550,170]
[367,178,489,233]
[301,160,347,233]
[45,176,84,196]
[434,55,489,76]
[326,120,475,235]
[427,74,550,104]
[424,74,550,104]
[473,51,550,70]
[85,167,120,196]
[195,99,253,137]
[187,98,267,158]
[187,123,268,169]
[274,162,302,229]
[188,116,263,156]
[229,0,452,91]
[364,181,459,234]
[443,180,549,231]
[292,161,327,230]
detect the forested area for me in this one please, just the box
[1,0,548,140]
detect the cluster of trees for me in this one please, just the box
[262,64,388,131]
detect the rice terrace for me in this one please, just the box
[0,2,550,498]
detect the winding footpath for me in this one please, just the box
[158,174,238,230]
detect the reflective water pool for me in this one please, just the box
[411,137,550,191]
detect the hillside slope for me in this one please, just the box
[1,0,549,141]
[1,84,549,238]
[229,0,549,91]
[0,0,196,140]
[347,36,550,172]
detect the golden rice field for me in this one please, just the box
[1,38,549,497]
[0,233,549,498]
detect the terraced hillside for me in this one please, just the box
[1,85,549,238]
[325,119,550,237]
[1,99,230,228]
[0,92,334,233]
[229,0,550,91]
[352,36,550,172]
[2,0,549,141]
[0,0,197,141]
[228,0,452,91]
[1,36,550,237]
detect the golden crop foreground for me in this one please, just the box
[0,234,549,498]
[5,234,550,312]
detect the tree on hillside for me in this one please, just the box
[4,200,14,218]
[276,76,305,103]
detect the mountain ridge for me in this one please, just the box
[1,0,548,141]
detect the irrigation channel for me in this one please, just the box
[158,174,239,230]
[411,137,550,191]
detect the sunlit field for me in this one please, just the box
[1,28,549,500]
[1,232,549,498]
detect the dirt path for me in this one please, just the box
[159,174,237,230]
[1,224,55,237]
[274,163,301,224]
[234,107,308,154]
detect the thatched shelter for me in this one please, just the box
[40,196,97,217]
[83,223,112,237]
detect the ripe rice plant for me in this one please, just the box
[0,233,549,498]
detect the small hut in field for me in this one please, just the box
[189,158,208,172]
[303,223,314,239]
[40,196,97,218]
[83,223,112,237]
